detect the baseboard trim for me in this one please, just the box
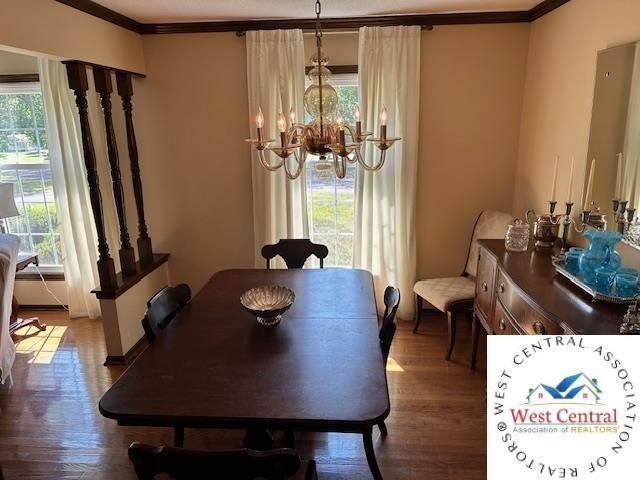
[104,336,147,366]
[20,304,68,311]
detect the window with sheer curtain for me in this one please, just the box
[0,82,63,270]
[304,73,358,267]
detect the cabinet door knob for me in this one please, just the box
[499,318,507,331]
[533,321,546,335]
[482,282,488,292]
[499,282,505,294]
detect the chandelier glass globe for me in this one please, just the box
[303,61,338,121]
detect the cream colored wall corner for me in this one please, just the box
[0,0,145,73]
[513,0,640,217]
[134,33,255,295]
[99,262,170,360]
[416,24,530,279]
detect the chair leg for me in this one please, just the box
[284,430,296,449]
[446,310,457,361]
[174,427,184,447]
[471,312,480,370]
[378,421,388,436]
[413,295,423,334]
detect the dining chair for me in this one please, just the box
[140,283,191,447]
[413,210,513,360]
[261,239,329,269]
[378,285,400,436]
[141,283,192,342]
[128,441,318,480]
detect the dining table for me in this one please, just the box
[99,268,390,479]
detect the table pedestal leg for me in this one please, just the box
[363,428,383,480]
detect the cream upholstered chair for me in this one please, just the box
[413,210,513,360]
[0,234,20,384]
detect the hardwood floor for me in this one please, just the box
[0,309,487,479]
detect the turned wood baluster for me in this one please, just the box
[64,62,117,290]
[115,72,154,266]
[93,68,137,276]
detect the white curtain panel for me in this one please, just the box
[354,26,421,319]
[38,59,119,318]
[246,29,309,267]
[622,41,640,203]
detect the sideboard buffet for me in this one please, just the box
[471,239,624,369]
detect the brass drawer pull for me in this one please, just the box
[482,282,488,292]
[533,321,546,335]
[498,282,505,294]
[499,318,507,331]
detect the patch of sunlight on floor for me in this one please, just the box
[386,356,404,372]
[15,325,67,364]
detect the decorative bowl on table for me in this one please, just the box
[240,285,295,326]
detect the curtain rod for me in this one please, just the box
[236,25,433,36]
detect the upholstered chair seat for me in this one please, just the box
[413,276,476,313]
[413,210,513,361]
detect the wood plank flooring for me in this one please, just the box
[0,310,487,479]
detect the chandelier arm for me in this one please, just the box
[257,149,285,171]
[284,149,306,180]
[355,147,387,172]
[333,153,347,179]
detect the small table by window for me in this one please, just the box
[9,252,47,336]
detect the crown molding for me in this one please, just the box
[54,0,572,35]
[55,0,142,33]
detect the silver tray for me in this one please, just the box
[552,258,638,305]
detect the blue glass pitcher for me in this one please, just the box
[579,230,622,285]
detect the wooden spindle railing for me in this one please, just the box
[64,62,118,290]
[116,72,154,266]
[93,68,137,276]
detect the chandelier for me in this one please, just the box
[245,0,401,180]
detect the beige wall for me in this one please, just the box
[417,24,530,278]
[0,50,38,74]
[134,33,254,293]
[513,0,640,217]
[134,25,530,290]
[0,0,145,73]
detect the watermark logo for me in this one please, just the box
[488,336,639,479]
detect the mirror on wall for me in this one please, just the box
[584,41,640,248]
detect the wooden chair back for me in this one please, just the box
[141,284,191,341]
[379,286,400,365]
[261,239,329,269]
[128,441,317,480]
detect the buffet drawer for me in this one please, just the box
[495,269,564,336]
[475,248,497,321]
[493,300,519,335]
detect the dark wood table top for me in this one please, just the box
[99,268,389,432]
[480,239,624,334]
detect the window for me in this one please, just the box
[305,73,358,267]
[0,82,63,268]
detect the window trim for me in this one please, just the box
[1,82,64,268]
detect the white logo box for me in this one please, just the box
[487,335,639,480]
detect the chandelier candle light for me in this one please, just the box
[245,0,401,179]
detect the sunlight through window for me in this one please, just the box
[15,325,67,364]
[386,356,404,372]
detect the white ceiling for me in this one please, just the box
[93,0,540,23]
